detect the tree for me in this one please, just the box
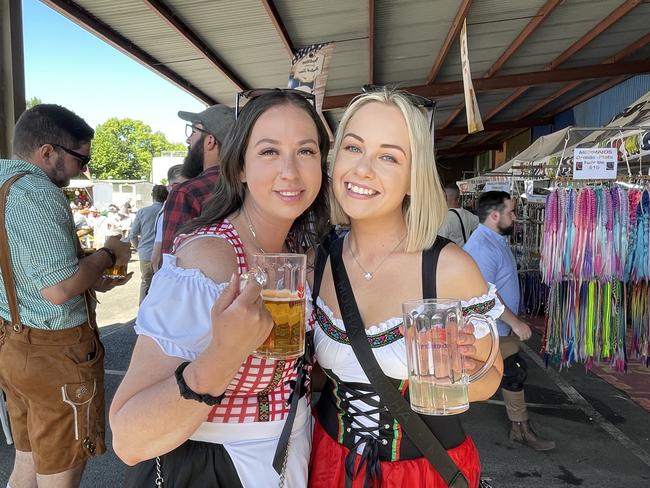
[91,118,185,180]
[26,97,42,108]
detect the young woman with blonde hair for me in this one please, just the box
[309,88,504,488]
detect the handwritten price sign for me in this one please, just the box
[573,147,617,180]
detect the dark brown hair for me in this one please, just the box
[181,91,330,250]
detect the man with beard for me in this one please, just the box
[464,191,555,452]
[160,105,234,254]
[0,104,131,487]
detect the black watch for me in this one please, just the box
[175,361,225,406]
[98,247,117,268]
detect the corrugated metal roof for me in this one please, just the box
[572,74,650,125]
[497,0,629,74]
[374,0,459,84]
[436,0,549,82]
[44,0,650,157]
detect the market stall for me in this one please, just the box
[455,90,650,372]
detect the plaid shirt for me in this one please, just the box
[161,166,220,254]
[173,220,300,423]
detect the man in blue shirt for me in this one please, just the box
[129,185,168,303]
[464,191,555,451]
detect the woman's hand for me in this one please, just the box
[186,273,274,396]
[210,273,274,359]
[455,322,479,372]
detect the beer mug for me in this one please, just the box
[102,262,128,280]
[242,254,307,360]
[402,299,499,415]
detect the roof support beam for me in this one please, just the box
[260,0,294,58]
[548,76,629,116]
[437,143,502,157]
[144,0,248,91]
[546,0,642,70]
[41,0,217,105]
[368,0,375,84]
[515,32,650,120]
[437,117,553,137]
[323,59,650,110]
[475,0,641,125]
[1,0,25,158]
[440,0,562,129]
[426,0,473,83]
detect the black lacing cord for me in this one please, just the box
[336,382,390,488]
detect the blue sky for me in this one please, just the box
[22,0,206,144]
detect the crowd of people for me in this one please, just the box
[0,88,554,488]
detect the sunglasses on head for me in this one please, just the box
[361,84,436,136]
[235,88,316,119]
[47,143,91,169]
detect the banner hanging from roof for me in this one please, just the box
[288,42,335,115]
[460,19,484,134]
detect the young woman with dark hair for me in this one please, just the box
[110,89,330,487]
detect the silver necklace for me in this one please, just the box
[242,206,266,254]
[347,234,406,281]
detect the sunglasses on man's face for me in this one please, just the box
[185,124,212,139]
[235,88,317,120]
[361,84,436,136]
[47,143,91,169]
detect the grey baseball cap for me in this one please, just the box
[178,104,235,143]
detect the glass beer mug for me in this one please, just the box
[242,254,307,360]
[402,298,499,415]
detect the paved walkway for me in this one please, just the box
[2,263,650,486]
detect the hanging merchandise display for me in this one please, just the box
[540,183,650,371]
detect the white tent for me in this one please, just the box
[543,90,650,177]
[458,90,650,190]
[66,178,93,188]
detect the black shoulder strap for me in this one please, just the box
[450,209,467,243]
[329,237,468,488]
[273,239,332,475]
[311,236,330,309]
[422,237,451,299]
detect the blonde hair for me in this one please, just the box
[329,88,447,252]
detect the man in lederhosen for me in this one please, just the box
[0,104,131,487]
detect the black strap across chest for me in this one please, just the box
[313,236,469,488]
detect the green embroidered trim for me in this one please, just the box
[391,379,408,460]
[256,360,286,422]
[315,306,403,348]
[461,298,496,317]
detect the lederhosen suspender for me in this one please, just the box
[0,173,28,332]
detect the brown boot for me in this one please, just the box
[509,420,556,451]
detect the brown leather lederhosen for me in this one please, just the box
[0,172,106,474]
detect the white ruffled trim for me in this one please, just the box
[315,283,503,340]
[461,282,503,339]
[134,254,229,360]
[316,296,402,335]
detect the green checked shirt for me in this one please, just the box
[0,159,87,330]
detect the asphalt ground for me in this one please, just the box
[2,257,650,487]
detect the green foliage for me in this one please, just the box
[26,97,43,109]
[91,118,183,180]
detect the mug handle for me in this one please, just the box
[464,313,500,383]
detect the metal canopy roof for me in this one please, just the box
[41,0,650,160]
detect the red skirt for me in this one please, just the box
[309,419,481,488]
